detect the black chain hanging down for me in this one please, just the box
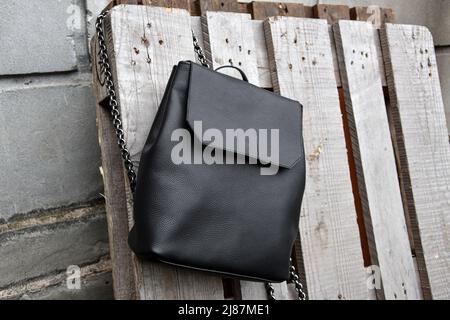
[265,282,276,300]
[266,259,307,300]
[96,11,137,192]
[192,30,210,68]
[289,258,307,300]
[96,10,306,301]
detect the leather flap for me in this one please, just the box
[186,62,303,169]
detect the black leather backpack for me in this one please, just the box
[96,12,306,299]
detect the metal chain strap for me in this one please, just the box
[289,258,307,300]
[266,259,307,300]
[96,11,137,192]
[265,283,276,300]
[192,31,210,68]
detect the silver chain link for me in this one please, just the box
[289,258,307,300]
[192,31,210,68]
[266,259,307,300]
[265,283,276,300]
[96,11,137,192]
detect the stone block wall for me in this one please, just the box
[0,0,110,300]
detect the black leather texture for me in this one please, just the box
[129,61,306,282]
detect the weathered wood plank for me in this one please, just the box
[372,29,387,86]
[93,20,137,299]
[264,16,368,300]
[312,5,350,87]
[104,4,195,174]
[202,11,259,84]
[348,6,394,86]
[239,282,293,300]
[190,0,201,16]
[200,6,313,99]
[103,4,224,299]
[199,0,246,15]
[93,38,136,300]
[350,6,395,27]
[335,87,372,269]
[251,1,305,20]
[130,256,224,299]
[329,28,342,87]
[304,6,313,18]
[381,23,450,300]
[313,4,350,25]
[249,1,305,88]
[141,0,191,11]
[251,20,272,88]
[335,20,421,300]
[115,0,140,5]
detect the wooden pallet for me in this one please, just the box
[91,0,450,300]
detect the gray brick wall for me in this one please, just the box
[0,83,102,219]
[437,47,450,134]
[0,203,109,288]
[0,0,102,221]
[0,0,109,300]
[0,257,113,300]
[0,0,78,75]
